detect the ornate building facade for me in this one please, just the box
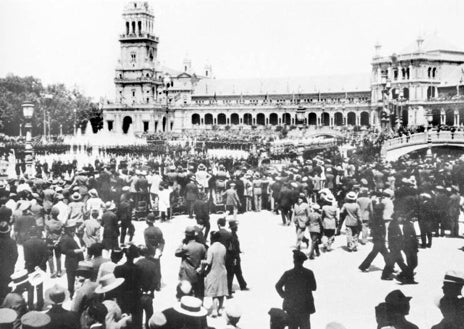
[102,1,464,134]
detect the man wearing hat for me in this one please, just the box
[338,191,362,252]
[227,220,248,297]
[0,221,17,304]
[269,308,289,329]
[184,178,199,219]
[45,284,80,329]
[13,201,35,245]
[275,250,317,329]
[223,183,241,221]
[448,186,461,238]
[440,270,464,324]
[60,223,85,297]
[175,226,206,299]
[70,261,98,314]
[383,290,418,329]
[118,193,134,245]
[0,307,17,329]
[101,202,119,254]
[23,226,48,310]
[20,311,51,329]
[68,192,85,237]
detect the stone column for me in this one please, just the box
[454,110,459,126]
[317,113,321,126]
[440,109,445,125]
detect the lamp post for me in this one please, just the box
[162,74,172,132]
[426,108,433,159]
[22,102,34,176]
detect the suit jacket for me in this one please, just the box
[388,219,418,253]
[23,237,48,272]
[175,239,206,284]
[102,210,119,239]
[46,305,80,329]
[0,235,18,286]
[60,234,84,271]
[185,182,199,201]
[144,225,165,256]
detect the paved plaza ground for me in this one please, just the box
[19,210,464,329]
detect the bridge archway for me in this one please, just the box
[321,112,330,126]
[205,113,213,125]
[269,113,278,125]
[308,113,317,125]
[122,116,132,134]
[230,113,239,125]
[347,112,356,125]
[257,113,265,125]
[244,113,252,125]
[191,113,200,125]
[360,111,369,126]
[334,112,343,126]
[218,113,227,125]
[283,113,291,125]
[445,109,454,126]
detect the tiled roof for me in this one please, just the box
[400,34,463,54]
[192,73,371,96]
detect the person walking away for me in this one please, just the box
[357,190,372,244]
[185,178,199,219]
[338,192,362,252]
[101,202,119,257]
[417,193,435,248]
[227,220,248,296]
[23,226,48,310]
[158,183,172,222]
[82,209,102,249]
[279,183,293,225]
[275,250,317,329]
[14,201,35,245]
[447,186,461,238]
[384,290,419,329]
[292,195,309,250]
[118,196,133,245]
[307,205,322,260]
[253,174,263,212]
[193,191,211,240]
[45,206,64,278]
[175,226,207,299]
[204,231,228,317]
[223,183,241,221]
[144,213,164,291]
[59,223,85,298]
[321,195,338,252]
[358,192,392,279]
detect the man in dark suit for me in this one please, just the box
[384,213,418,284]
[275,250,317,329]
[0,221,17,304]
[227,220,248,297]
[23,226,48,310]
[279,183,293,225]
[144,213,164,291]
[45,284,80,329]
[185,179,199,219]
[118,197,133,245]
[59,224,85,297]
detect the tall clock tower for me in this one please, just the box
[115,1,162,105]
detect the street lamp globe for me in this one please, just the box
[22,102,34,119]
[427,109,433,123]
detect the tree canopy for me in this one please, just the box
[0,74,102,136]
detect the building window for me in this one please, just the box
[130,52,136,62]
[132,89,136,97]
[107,120,113,131]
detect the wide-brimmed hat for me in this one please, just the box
[95,274,125,294]
[19,201,32,212]
[185,226,196,236]
[88,189,98,198]
[105,201,116,211]
[28,268,47,287]
[148,312,167,328]
[345,192,357,201]
[0,221,11,235]
[443,270,464,285]
[8,269,29,289]
[21,311,50,329]
[76,261,94,278]
[71,192,81,201]
[197,164,206,170]
[174,296,207,317]
[122,186,130,192]
[385,290,412,305]
[0,308,17,325]
[382,189,394,198]
[45,284,69,305]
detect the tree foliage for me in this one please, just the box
[0,74,101,136]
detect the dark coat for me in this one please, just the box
[185,182,199,201]
[279,186,293,209]
[0,234,18,299]
[144,225,165,256]
[114,262,142,314]
[117,199,132,225]
[14,213,35,244]
[388,219,418,253]
[175,239,206,284]
[275,266,317,314]
[60,234,84,271]
[101,210,119,250]
[23,236,48,272]
[46,305,80,329]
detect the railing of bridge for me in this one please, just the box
[383,131,464,151]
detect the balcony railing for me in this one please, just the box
[119,33,159,42]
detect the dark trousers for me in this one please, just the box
[405,250,418,274]
[27,282,44,311]
[120,222,135,244]
[281,207,291,224]
[140,293,154,329]
[359,240,390,272]
[383,248,412,279]
[418,221,433,247]
[161,208,171,221]
[186,200,195,218]
[226,259,247,295]
[287,310,311,329]
[67,269,76,297]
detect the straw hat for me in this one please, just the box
[0,221,11,235]
[88,189,98,198]
[95,274,125,294]
[45,284,69,305]
[28,267,47,287]
[174,296,207,317]
[20,311,50,329]
[8,269,29,289]
[345,192,357,201]
[71,192,81,201]
[0,308,17,326]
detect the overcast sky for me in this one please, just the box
[0,0,463,100]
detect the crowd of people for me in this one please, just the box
[0,129,464,328]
